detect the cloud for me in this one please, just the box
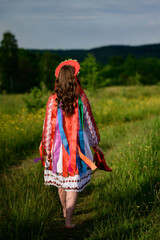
[0,0,160,49]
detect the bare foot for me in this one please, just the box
[65,224,75,229]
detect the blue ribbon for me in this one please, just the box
[57,106,70,155]
[76,154,83,177]
[78,96,87,174]
[58,101,87,176]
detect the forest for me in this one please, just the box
[0,31,160,239]
[0,31,160,94]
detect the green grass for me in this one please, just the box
[1,86,160,170]
[0,94,25,115]
[0,91,50,170]
[88,116,160,240]
[88,86,160,125]
[0,86,160,239]
[0,107,45,170]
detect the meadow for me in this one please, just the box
[0,86,160,240]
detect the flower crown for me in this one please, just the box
[55,59,80,78]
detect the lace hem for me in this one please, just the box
[44,169,92,192]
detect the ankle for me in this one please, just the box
[63,208,66,218]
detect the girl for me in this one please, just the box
[39,60,102,228]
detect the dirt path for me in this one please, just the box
[1,151,105,240]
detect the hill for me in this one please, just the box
[29,43,160,65]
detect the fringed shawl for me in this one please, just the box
[39,92,99,177]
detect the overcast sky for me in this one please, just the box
[0,0,160,49]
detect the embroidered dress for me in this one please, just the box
[41,92,100,192]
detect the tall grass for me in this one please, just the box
[0,107,45,169]
[0,163,60,240]
[89,116,160,240]
[0,86,160,239]
[88,86,160,125]
[1,86,160,170]
[0,92,48,170]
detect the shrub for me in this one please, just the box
[23,87,45,112]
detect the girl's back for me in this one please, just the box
[38,60,102,228]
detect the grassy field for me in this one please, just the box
[0,86,160,240]
[0,92,49,170]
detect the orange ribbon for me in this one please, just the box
[76,145,97,171]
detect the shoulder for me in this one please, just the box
[48,93,57,102]
[46,93,57,108]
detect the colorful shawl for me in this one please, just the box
[37,92,99,177]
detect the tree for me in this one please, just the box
[39,52,63,90]
[80,53,99,90]
[0,32,18,93]
[108,56,124,67]
[16,49,40,93]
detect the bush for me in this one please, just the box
[23,87,45,112]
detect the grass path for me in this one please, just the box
[1,150,105,240]
[1,114,160,240]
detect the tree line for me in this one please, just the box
[0,32,63,93]
[0,31,160,93]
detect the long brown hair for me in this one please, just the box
[55,65,79,116]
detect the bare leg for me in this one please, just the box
[58,188,66,218]
[65,191,78,228]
